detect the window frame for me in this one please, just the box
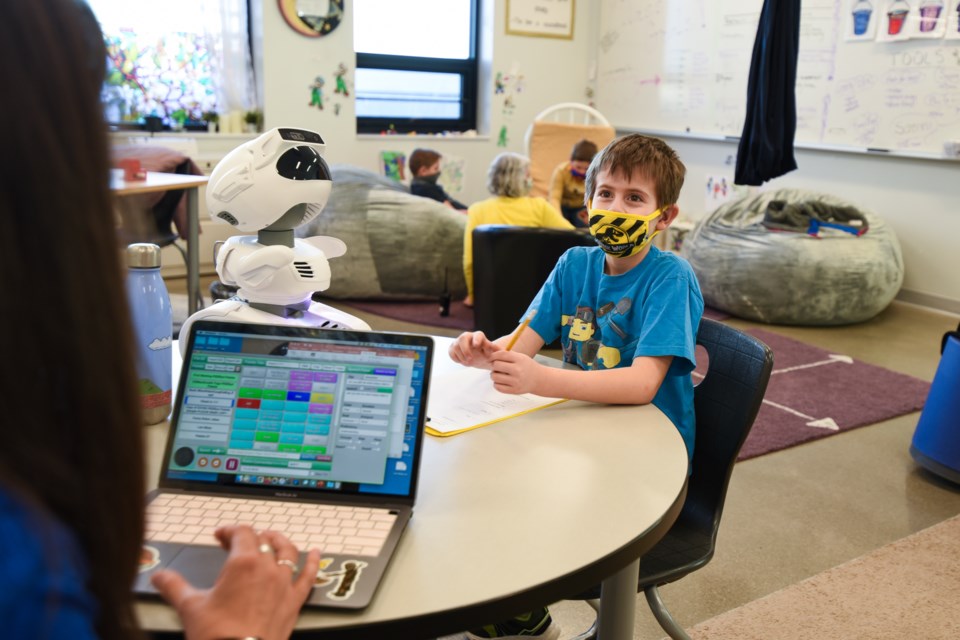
[354,1,479,135]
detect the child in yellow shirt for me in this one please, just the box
[547,139,598,227]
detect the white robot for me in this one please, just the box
[178,127,369,356]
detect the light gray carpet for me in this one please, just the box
[688,514,960,639]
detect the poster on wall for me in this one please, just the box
[506,0,575,39]
[380,151,406,182]
[439,154,466,196]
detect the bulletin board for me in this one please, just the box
[594,0,960,158]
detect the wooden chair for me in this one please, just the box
[523,103,615,198]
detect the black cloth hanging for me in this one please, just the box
[735,0,802,186]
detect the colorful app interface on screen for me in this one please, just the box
[166,329,428,496]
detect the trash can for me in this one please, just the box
[910,326,960,483]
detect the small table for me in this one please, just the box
[112,171,210,315]
[137,337,689,639]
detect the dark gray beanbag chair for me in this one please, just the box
[682,188,903,325]
[296,165,467,300]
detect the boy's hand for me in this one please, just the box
[449,331,502,369]
[488,350,543,395]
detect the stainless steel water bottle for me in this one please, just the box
[126,243,173,425]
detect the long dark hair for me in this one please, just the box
[0,2,145,638]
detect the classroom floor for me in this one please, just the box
[170,277,960,639]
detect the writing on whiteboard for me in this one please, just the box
[595,0,960,155]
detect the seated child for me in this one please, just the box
[547,139,598,228]
[462,152,574,307]
[450,133,703,640]
[408,148,467,210]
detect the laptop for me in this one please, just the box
[134,319,433,609]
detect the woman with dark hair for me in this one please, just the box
[0,2,319,638]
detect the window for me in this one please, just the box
[87,0,255,129]
[353,0,479,134]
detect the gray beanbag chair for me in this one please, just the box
[682,188,903,325]
[296,165,467,300]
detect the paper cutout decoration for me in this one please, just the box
[380,151,407,182]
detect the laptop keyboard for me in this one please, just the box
[145,494,397,557]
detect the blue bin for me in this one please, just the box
[911,332,960,483]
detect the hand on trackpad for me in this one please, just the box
[165,545,229,589]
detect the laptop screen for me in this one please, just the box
[160,321,432,501]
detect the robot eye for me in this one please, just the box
[275,146,332,181]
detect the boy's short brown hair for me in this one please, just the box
[571,139,598,162]
[409,148,441,175]
[584,134,686,208]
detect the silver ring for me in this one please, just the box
[258,543,274,554]
[276,558,299,574]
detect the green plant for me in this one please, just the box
[202,110,219,124]
[244,109,262,125]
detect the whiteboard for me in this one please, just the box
[595,0,960,157]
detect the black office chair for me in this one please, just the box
[569,318,773,640]
[471,225,596,343]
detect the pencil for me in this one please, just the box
[505,311,535,351]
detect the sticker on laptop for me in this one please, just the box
[314,559,368,600]
[138,545,161,573]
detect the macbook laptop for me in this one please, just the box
[134,319,433,609]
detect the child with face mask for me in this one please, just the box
[408,148,468,210]
[461,152,574,307]
[448,133,703,640]
[547,138,598,227]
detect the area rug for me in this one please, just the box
[689,514,960,639]
[731,329,931,461]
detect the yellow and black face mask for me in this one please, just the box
[587,205,665,258]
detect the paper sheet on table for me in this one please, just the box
[425,365,568,437]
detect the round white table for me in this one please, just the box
[137,337,689,639]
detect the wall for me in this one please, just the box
[258,0,597,205]
[126,1,957,312]
[659,134,960,314]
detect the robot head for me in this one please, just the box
[206,127,332,233]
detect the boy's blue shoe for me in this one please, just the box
[463,607,560,640]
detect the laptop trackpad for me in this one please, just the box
[166,546,228,589]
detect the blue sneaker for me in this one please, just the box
[464,607,560,640]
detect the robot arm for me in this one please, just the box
[218,242,295,290]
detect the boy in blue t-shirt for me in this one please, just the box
[451,132,703,455]
[448,132,703,640]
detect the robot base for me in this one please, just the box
[178,298,371,357]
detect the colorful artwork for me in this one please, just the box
[308,76,325,110]
[439,154,466,195]
[102,30,217,123]
[705,175,750,213]
[847,0,879,40]
[380,151,407,182]
[334,63,350,96]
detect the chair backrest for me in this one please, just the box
[471,224,596,339]
[524,103,616,199]
[684,319,773,538]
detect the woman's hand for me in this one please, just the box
[151,525,321,640]
[449,331,502,369]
